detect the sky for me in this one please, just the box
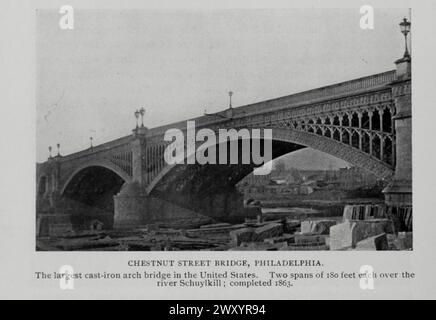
[36,8,409,167]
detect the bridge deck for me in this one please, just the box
[45,69,396,163]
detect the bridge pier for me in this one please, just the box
[113,182,214,229]
[383,56,412,230]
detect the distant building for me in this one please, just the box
[237,172,271,187]
[335,167,378,189]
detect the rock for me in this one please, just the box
[252,223,284,242]
[301,219,337,235]
[229,228,254,246]
[263,234,295,244]
[355,233,388,250]
[329,221,356,250]
[330,219,395,250]
[353,219,395,240]
[294,233,327,245]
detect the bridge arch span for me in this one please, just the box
[58,160,132,230]
[268,127,394,179]
[60,159,132,196]
[146,127,394,196]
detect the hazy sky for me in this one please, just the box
[36,8,409,165]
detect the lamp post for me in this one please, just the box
[48,146,52,159]
[228,91,233,109]
[90,136,93,148]
[399,17,411,58]
[57,143,60,156]
[139,107,145,127]
[134,109,140,128]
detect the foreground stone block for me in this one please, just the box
[330,219,395,250]
[353,219,394,240]
[301,220,337,235]
[252,223,284,242]
[230,228,254,246]
[329,221,355,250]
[355,233,388,251]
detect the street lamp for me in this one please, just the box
[139,107,146,127]
[134,109,140,128]
[48,146,52,158]
[57,143,60,156]
[399,17,411,58]
[228,91,233,109]
[90,136,93,148]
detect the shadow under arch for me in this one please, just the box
[60,161,131,230]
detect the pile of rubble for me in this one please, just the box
[225,204,412,251]
[227,219,331,251]
[36,204,412,251]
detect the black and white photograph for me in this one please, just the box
[35,7,412,251]
[4,0,436,302]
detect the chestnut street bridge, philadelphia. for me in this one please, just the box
[36,54,411,235]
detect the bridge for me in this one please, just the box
[36,56,411,235]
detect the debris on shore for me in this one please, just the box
[36,204,412,251]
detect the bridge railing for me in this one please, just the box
[145,70,396,138]
[55,136,132,162]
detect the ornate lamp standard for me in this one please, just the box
[133,108,147,135]
[204,90,243,120]
[48,146,52,159]
[89,136,93,148]
[139,107,146,127]
[134,109,140,128]
[56,143,60,156]
[399,17,411,58]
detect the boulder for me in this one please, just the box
[301,219,337,235]
[329,221,355,250]
[252,223,284,242]
[330,219,395,250]
[353,219,394,240]
[355,233,388,250]
[230,228,254,246]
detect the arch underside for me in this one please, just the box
[60,165,127,230]
[148,128,393,214]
